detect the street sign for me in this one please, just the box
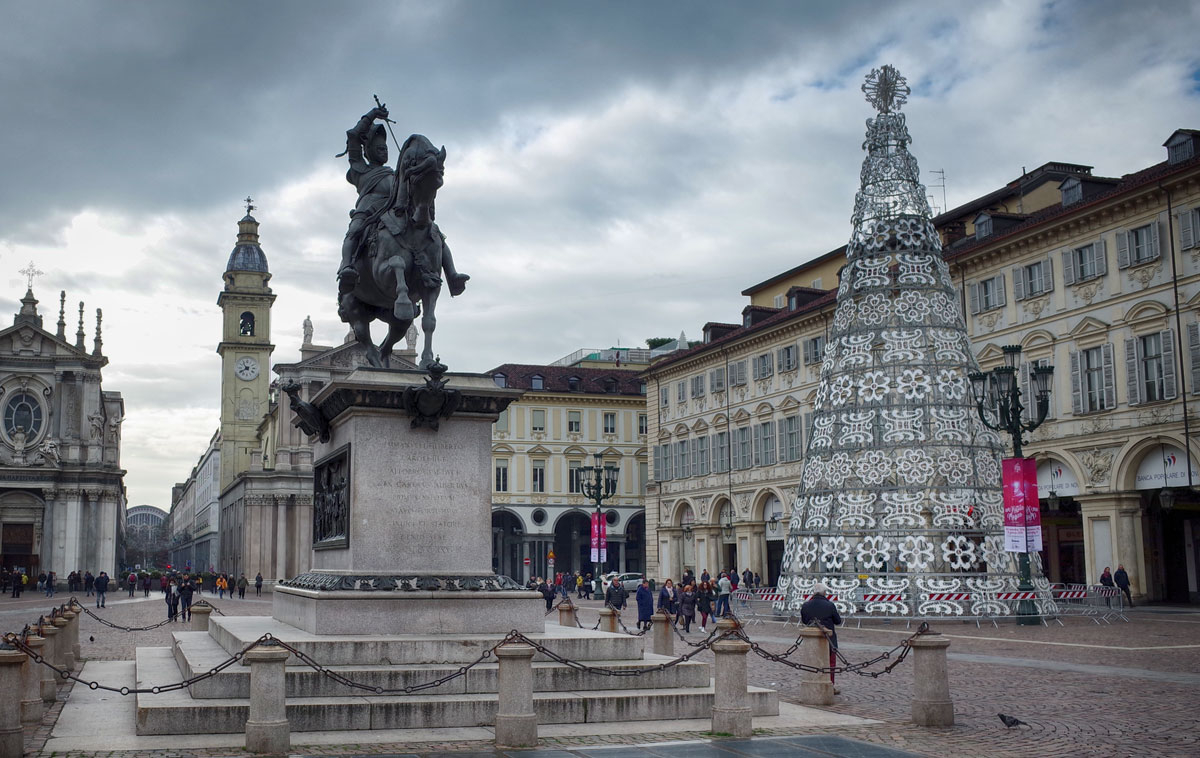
[523,558,531,566]
[547,550,556,559]
[548,558,555,568]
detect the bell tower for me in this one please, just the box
[216,202,276,492]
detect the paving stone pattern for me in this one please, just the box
[4,593,1198,757]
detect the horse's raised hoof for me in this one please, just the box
[337,268,359,294]
[394,300,416,320]
[447,272,470,297]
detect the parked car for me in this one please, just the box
[601,572,645,597]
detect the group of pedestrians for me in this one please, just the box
[629,568,746,633]
[1099,565,1134,607]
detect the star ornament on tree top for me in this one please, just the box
[862,65,910,114]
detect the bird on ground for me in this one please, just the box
[998,713,1027,728]
[88,636,94,643]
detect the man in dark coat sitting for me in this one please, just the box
[800,582,843,692]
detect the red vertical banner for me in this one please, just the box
[590,512,600,563]
[1002,457,1039,552]
[600,517,608,565]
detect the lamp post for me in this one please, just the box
[580,453,619,590]
[969,345,1054,626]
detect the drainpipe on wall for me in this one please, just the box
[1161,182,1194,488]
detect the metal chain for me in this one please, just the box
[504,629,732,676]
[735,622,929,677]
[75,604,177,632]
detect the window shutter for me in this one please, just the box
[1061,248,1077,286]
[1189,324,1200,395]
[1149,214,1163,261]
[1095,238,1108,277]
[968,283,980,314]
[1070,351,1083,415]
[766,352,774,375]
[1180,209,1196,250]
[1020,363,1032,423]
[1162,328,1178,401]
[752,428,760,467]
[777,421,785,463]
[1116,230,1131,269]
[1012,266,1026,301]
[1102,343,1116,410]
[995,274,1007,307]
[1043,257,1054,292]
[1124,338,1141,406]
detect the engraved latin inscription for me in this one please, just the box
[374,439,481,559]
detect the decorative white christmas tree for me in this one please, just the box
[777,66,1055,620]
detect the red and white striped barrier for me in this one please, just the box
[996,591,1038,600]
[924,592,971,601]
[1091,586,1120,597]
[754,591,785,602]
[1053,589,1087,599]
[862,593,904,602]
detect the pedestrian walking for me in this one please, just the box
[143,574,151,596]
[678,583,698,632]
[657,578,677,615]
[1100,566,1115,608]
[635,580,654,630]
[605,578,627,612]
[11,572,26,598]
[254,572,263,596]
[237,573,248,599]
[165,578,180,622]
[94,571,109,607]
[715,573,732,617]
[179,578,194,621]
[1114,565,1133,608]
[800,582,843,693]
[538,578,555,612]
[216,574,227,599]
[45,570,56,597]
[84,571,94,596]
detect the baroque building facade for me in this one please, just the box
[645,128,1200,604]
[489,350,650,583]
[0,287,126,581]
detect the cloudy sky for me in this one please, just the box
[1,0,1198,509]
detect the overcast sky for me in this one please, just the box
[1,0,1198,509]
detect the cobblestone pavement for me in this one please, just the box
[3,592,1198,757]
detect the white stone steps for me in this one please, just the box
[205,617,647,666]
[134,647,778,735]
[170,633,710,698]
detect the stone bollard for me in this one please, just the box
[51,616,72,672]
[68,601,83,662]
[599,608,618,634]
[494,643,537,748]
[710,618,752,738]
[244,640,291,754]
[60,608,78,671]
[191,602,213,632]
[798,626,833,705]
[557,602,577,628]
[0,642,26,758]
[909,633,953,726]
[651,610,674,657]
[20,635,45,724]
[38,624,59,703]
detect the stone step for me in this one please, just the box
[135,647,777,735]
[169,634,710,698]
[206,616,646,666]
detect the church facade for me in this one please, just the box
[0,287,127,581]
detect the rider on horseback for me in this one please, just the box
[338,106,469,299]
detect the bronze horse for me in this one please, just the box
[337,134,467,368]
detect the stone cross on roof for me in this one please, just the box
[244,195,256,215]
[19,260,43,291]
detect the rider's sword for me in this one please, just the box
[373,94,402,152]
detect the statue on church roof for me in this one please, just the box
[334,99,470,369]
[302,315,313,345]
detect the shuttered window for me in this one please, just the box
[968,274,1006,313]
[754,421,776,466]
[782,415,802,461]
[1013,259,1053,300]
[1116,220,1162,268]
[1071,344,1115,414]
[710,367,726,392]
[1126,330,1177,405]
[1020,359,1056,423]
[1179,208,1198,250]
[729,361,748,386]
[712,432,730,473]
[803,336,826,365]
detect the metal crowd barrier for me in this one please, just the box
[732,581,1131,628]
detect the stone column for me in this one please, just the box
[20,635,44,724]
[243,641,290,754]
[494,643,537,748]
[191,602,213,632]
[651,609,674,657]
[38,624,59,703]
[557,602,577,628]
[599,608,618,633]
[710,625,752,738]
[909,633,953,727]
[798,626,833,705]
[0,642,26,758]
[52,616,73,672]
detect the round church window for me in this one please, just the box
[4,392,43,440]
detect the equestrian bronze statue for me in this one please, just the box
[336,105,469,368]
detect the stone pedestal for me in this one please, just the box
[68,601,82,662]
[19,635,44,724]
[51,617,72,672]
[599,608,618,634]
[651,610,674,657]
[798,627,833,705]
[60,610,77,671]
[0,644,25,758]
[191,603,213,632]
[494,643,537,748]
[710,635,752,738]
[910,634,953,726]
[244,642,291,754]
[38,625,58,703]
[557,602,577,628]
[272,368,540,635]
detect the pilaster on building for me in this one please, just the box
[643,128,1200,605]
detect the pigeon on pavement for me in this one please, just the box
[998,713,1027,728]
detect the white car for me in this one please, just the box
[601,572,646,598]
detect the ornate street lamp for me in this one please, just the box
[968,344,1054,626]
[720,504,735,540]
[580,452,619,587]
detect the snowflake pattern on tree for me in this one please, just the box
[777,66,1053,620]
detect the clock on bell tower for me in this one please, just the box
[216,205,276,493]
